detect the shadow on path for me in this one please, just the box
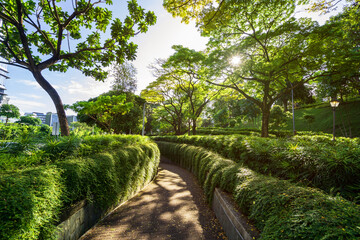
[80,160,227,240]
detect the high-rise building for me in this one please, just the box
[45,112,78,126]
[0,19,10,106]
[24,112,47,124]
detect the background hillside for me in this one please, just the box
[284,99,360,138]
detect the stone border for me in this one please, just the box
[56,202,103,240]
[56,175,158,240]
[212,188,260,240]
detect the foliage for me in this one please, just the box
[157,141,360,239]
[110,61,137,93]
[142,45,220,135]
[153,134,360,202]
[0,0,156,136]
[269,105,291,128]
[303,114,316,129]
[69,122,102,137]
[16,116,42,126]
[0,135,160,239]
[164,0,333,137]
[70,94,133,133]
[0,104,20,124]
[285,99,360,137]
[0,123,51,141]
[314,2,360,100]
[75,90,145,134]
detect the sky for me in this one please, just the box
[2,0,343,116]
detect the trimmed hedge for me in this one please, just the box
[153,135,360,202]
[0,134,153,171]
[157,141,360,239]
[197,127,332,138]
[0,135,160,240]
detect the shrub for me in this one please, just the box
[152,134,360,202]
[0,135,160,240]
[157,141,360,239]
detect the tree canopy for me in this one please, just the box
[163,0,351,137]
[0,0,156,135]
[0,104,20,124]
[142,45,220,135]
[69,94,133,133]
[16,115,42,126]
[110,61,137,93]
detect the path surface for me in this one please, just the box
[80,161,227,240]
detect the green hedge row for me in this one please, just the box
[157,141,360,239]
[1,134,152,171]
[0,135,160,240]
[197,127,331,138]
[153,135,360,202]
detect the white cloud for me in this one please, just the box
[10,97,48,115]
[19,93,43,99]
[18,80,41,89]
[62,78,112,103]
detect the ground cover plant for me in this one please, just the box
[157,141,360,239]
[0,135,160,240]
[153,134,360,202]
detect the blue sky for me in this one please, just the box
[3,0,340,115]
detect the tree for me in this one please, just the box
[0,104,20,124]
[269,105,290,129]
[110,61,137,93]
[143,46,220,135]
[69,94,133,133]
[165,0,331,137]
[278,82,315,111]
[160,45,220,134]
[142,68,188,135]
[76,90,145,134]
[16,115,41,125]
[0,0,156,136]
[315,3,360,99]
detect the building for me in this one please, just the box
[0,20,10,106]
[0,58,10,106]
[45,112,77,126]
[45,112,59,127]
[24,112,47,124]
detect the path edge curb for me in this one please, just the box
[212,188,260,240]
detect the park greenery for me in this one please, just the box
[157,141,360,239]
[0,0,360,239]
[0,0,156,136]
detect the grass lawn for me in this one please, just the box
[284,99,360,137]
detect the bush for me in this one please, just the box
[157,141,360,239]
[152,134,360,202]
[0,135,160,240]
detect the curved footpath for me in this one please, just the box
[80,159,227,240]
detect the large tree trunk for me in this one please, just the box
[282,98,288,112]
[192,119,197,135]
[261,107,270,137]
[32,70,70,136]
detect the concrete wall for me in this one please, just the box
[56,202,103,240]
[212,188,260,240]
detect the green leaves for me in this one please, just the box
[70,94,133,133]
[0,0,156,77]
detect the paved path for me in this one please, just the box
[80,161,227,240]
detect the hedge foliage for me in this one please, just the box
[157,141,360,239]
[153,135,360,202]
[197,127,332,138]
[0,134,152,171]
[0,135,160,240]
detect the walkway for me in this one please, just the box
[80,160,227,240]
